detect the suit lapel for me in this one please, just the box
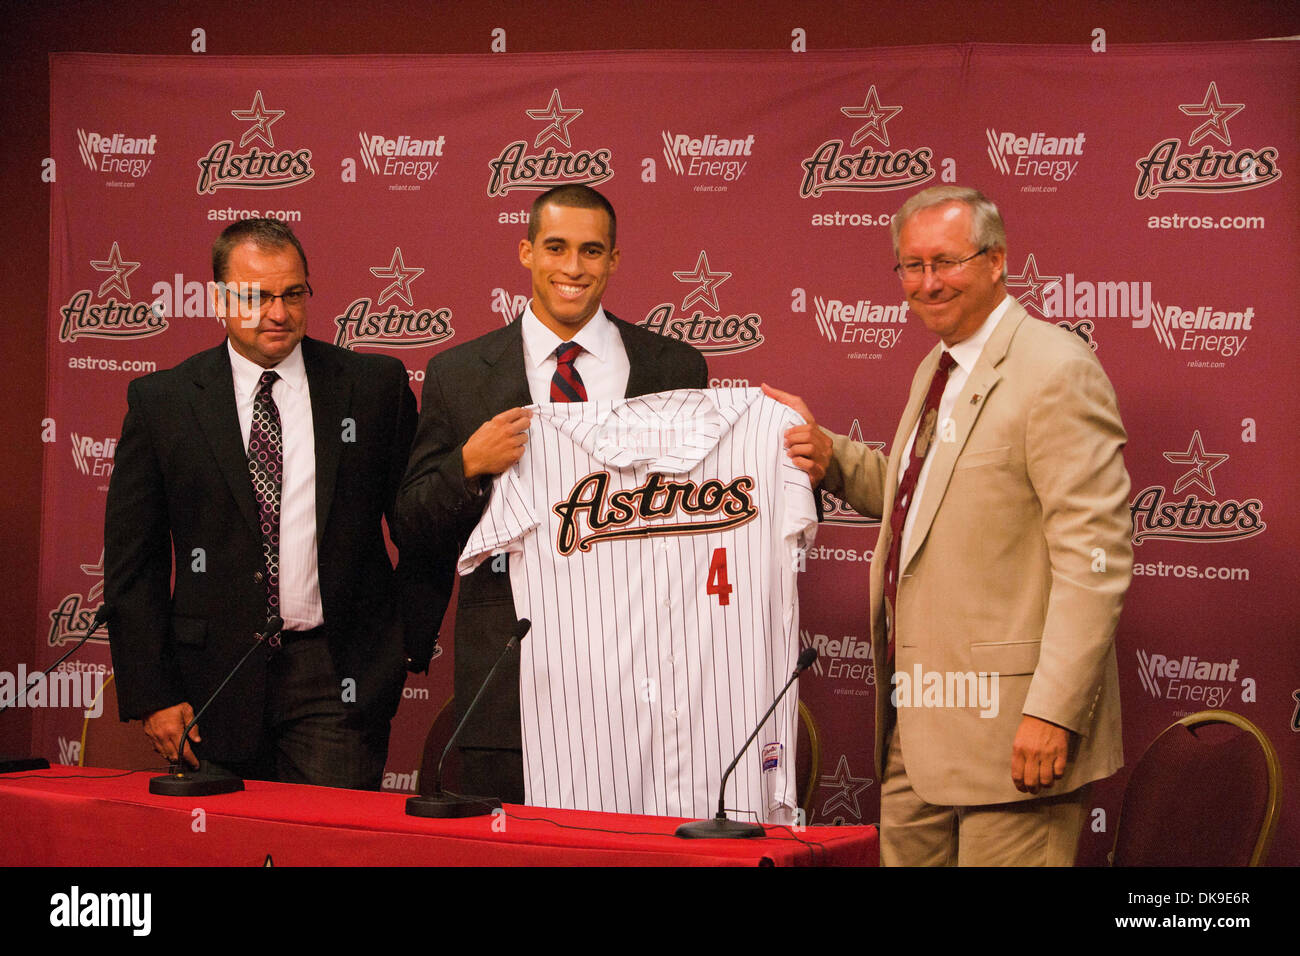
[189,344,260,538]
[612,313,668,398]
[872,349,942,591]
[486,317,533,408]
[303,338,348,538]
[900,305,1025,573]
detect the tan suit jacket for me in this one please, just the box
[822,300,1131,806]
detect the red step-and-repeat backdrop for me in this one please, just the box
[35,44,1298,865]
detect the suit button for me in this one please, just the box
[253,571,264,584]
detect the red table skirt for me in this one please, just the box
[0,767,877,866]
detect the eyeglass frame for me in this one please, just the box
[893,247,989,281]
[224,281,314,310]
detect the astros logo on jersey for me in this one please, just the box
[552,470,758,555]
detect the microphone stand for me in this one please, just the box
[149,616,283,797]
[406,619,530,818]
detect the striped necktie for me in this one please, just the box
[550,341,588,402]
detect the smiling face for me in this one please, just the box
[897,201,1006,347]
[217,241,309,368]
[518,202,619,339]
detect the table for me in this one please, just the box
[0,767,877,866]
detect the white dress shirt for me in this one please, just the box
[898,295,1012,560]
[520,303,631,403]
[228,341,324,630]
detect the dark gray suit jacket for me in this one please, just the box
[105,337,418,763]
[395,313,708,752]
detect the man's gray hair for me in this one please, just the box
[890,186,1008,280]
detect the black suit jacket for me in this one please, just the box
[395,313,708,751]
[105,337,418,763]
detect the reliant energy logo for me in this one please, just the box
[641,250,763,353]
[800,628,873,687]
[196,90,315,194]
[487,89,613,196]
[334,247,454,351]
[358,132,445,184]
[1136,301,1253,360]
[1136,649,1242,709]
[48,552,108,648]
[58,242,167,343]
[1006,253,1155,350]
[1130,430,1265,545]
[799,85,934,198]
[76,129,157,181]
[985,129,1086,184]
[661,131,754,183]
[819,420,882,527]
[1134,81,1280,199]
[491,288,528,326]
[813,294,907,352]
[71,432,116,481]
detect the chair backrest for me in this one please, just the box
[417,695,460,796]
[795,698,821,817]
[1111,709,1280,866]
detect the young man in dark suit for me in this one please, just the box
[397,185,708,802]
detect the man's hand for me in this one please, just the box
[144,702,200,768]
[1011,715,1070,794]
[462,408,533,480]
[760,383,833,486]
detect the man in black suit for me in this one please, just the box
[105,218,417,789]
[397,185,708,802]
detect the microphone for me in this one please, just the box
[0,605,114,773]
[675,647,818,839]
[406,618,531,818]
[149,615,283,797]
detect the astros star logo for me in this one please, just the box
[231,90,285,149]
[1006,254,1062,316]
[89,242,141,299]
[369,247,425,307]
[1164,430,1230,496]
[526,89,583,149]
[80,551,105,604]
[1179,82,1245,148]
[841,85,903,148]
[818,754,873,820]
[673,251,731,312]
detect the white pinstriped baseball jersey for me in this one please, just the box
[459,388,817,823]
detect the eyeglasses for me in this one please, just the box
[893,248,988,281]
[228,283,313,309]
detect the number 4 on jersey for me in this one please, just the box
[706,547,733,606]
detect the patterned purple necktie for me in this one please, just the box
[247,370,283,615]
[884,351,955,661]
[550,342,588,402]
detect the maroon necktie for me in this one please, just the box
[247,370,283,615]
[550,342,588,402]
[884,351,955,661]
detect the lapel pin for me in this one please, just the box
[970,394,982,405]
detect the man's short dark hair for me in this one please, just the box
[211,217,310,283]
[528,185,617,248]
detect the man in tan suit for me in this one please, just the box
[764,186,1131,865]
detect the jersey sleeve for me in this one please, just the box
[777,405,819,552]
[457,465,540,575]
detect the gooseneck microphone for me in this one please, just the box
[406,618,532,818]
[149,615,283,797]
[675,646,818,839]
